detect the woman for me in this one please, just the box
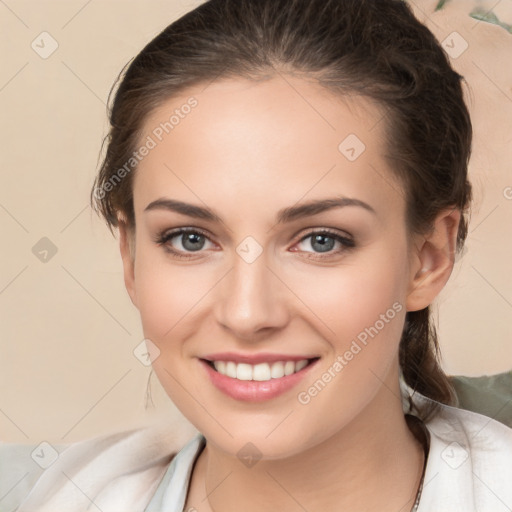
[11,0,512,510]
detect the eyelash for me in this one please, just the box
[153,227,355,261]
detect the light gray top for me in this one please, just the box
[144,433,206,512]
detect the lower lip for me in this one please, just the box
[199,358,319,402]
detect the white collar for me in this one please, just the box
[14,398,512,511]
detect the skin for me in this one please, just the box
[118,74,460,512]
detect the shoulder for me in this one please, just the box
[1,420,196,512]
[418,398,512,512]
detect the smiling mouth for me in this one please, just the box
[202,357,320,381]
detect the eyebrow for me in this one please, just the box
[144,196,376,224]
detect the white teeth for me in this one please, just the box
[225,361,237,378]
[284,361,295,376]
[212,359,311,381]
[270,362,285,379]
[236,363,253,381]
[215,361,226,374]
[295,359,308,372]
[253,362,271,381]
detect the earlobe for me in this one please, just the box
[118,220,138,309]
[406,208,461,312]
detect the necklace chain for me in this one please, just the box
[410,463,425,512]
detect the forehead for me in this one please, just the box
[133,75,404,222]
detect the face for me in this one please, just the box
[120,75,424,459]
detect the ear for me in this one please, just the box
[118,220,138,309]
[406,207,461,312]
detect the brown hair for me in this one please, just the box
[90,0,472,422]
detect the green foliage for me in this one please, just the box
[470,8,512,34]
[435,0,451,11]
[405,0,512,34]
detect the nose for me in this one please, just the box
[214,249,290,341]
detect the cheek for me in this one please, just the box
[291,251,409,427]
[287,243,409,346]
[132,248,217,342]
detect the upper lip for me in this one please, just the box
[200,352,319,364]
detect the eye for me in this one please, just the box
[292,229,355,259]
[154,227,355,260]
[153,227,216,258]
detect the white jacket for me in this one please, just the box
[1,394,512,512]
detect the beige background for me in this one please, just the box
[0,0,511,444]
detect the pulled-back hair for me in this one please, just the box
[91,0,472,422]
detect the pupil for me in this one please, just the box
[313,234,334,253]
[183,233,204,251]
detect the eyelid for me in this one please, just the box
[296,226,353,241]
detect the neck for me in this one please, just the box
[187,369,425,512]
